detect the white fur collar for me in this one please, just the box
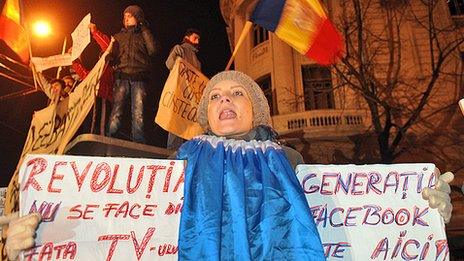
[193,135,282,154]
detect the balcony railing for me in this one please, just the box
[272,109,369,137]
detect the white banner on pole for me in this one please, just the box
[31,54,72,72]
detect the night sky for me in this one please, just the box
[0,0,231,186]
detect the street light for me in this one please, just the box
[32,20,51,38]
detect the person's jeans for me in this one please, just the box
[107,79,146,143]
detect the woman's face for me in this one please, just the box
[207,80,253,137]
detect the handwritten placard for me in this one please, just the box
[19,158,449,260]
[19,155,184,260]
[71,13,91,61]
[155,58,208,140]
[296,164,449,261]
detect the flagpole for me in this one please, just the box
[24,22,38,90]
[56,37,67,78]
[225,21,253,70]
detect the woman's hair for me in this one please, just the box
[197,70,271,132]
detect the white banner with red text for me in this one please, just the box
[19,156,448,260]
[19,154,184,260]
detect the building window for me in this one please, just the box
[252,25,269,47]
[448,0,464,16]
[255,74,275,115]
[302,65,335,110]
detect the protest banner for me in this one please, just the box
[31,54,72,73]
[155,58,208,140]
[1,40,115,258]
[296,164,449,261]
[19,154,184,260]
[71,13,91,61]
[14,157,451,260]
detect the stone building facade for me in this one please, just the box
[220,0,464,255]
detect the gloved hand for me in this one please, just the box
[88,22,97,33]
[4,212,41,261]
[422,171,454,223]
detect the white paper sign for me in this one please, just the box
[31,54,72,72]
[19,154,184,260]
[296,164,449,261]
[71,13,91,61]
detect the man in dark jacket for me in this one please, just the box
[107,5,158,143]
[165,28,201,149]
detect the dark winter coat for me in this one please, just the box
[111,25,158,80]
[165,42,201,71]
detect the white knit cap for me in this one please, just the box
[197,70,271,132]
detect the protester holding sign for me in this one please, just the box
[175,70,324,259]
[61,74,77,94]
[71,23,114,102]
[155,57,208,143]
[39,77,68,101]
[175,70,456,259]
[422,169,454,223]
[106,5,159,144]
[165,28,201,71]
[1,40,114,260]
[34,70,75,102]
[3,213,41,261]
[1,68,456,259]
[165,28,202,150]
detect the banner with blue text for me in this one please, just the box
[296,164,448,261]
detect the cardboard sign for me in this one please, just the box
[296,164,449,261]
[19,155,184,260]
[155,58,208,140]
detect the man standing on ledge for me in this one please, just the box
[165,28,201,149]
[107,5,158,144]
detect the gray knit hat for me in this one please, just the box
[123,5,145,24]
[197,70,271,132]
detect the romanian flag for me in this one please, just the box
[251,0,343,65]
[0,0,28,63]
